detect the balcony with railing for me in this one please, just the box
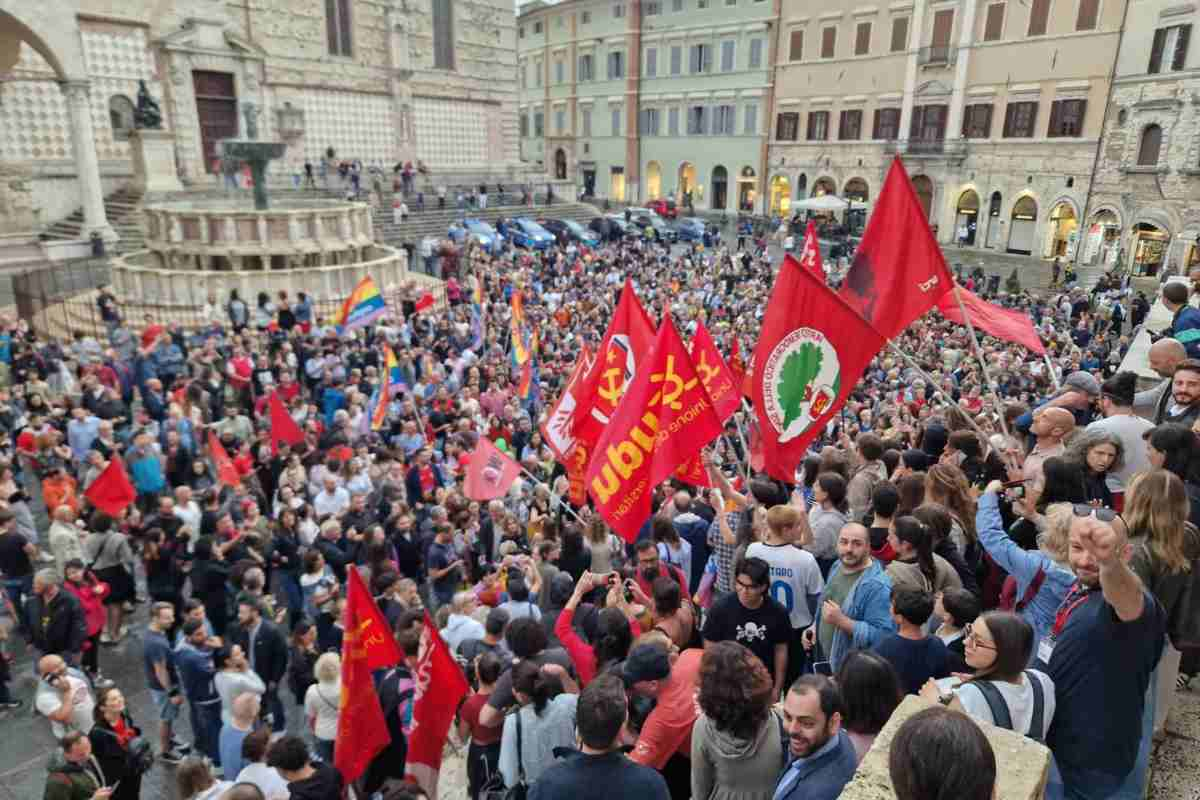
[883,139,968,162]
[918,45,957,66]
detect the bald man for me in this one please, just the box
[220,692,261,781]
[1023,407,1075,484]
[1134,337,1187,422]
[34,654,96,738]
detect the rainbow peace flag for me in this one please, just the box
[472,274,485,308]
[369,383,389,431]
[517,329,540,404]
[510,292,530,366]
[337,276,387,333]
[383,343,408,394]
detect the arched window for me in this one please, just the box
[108,95,135,141]
[554,149,567,181]
[1138,124,1162,166]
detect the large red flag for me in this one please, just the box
[404,612,470,797]
[571,278,655,450]
[541,344,593,461]
[84,456,136,517]
[690,320,739,422]
[463,436,523,501]
[587,315,724,541]
[838,157,954,340]
[936,287,1046,355]
[207,430,240,487]
[336,568,404,783]
[753,254,887,482]
[269,392,304,455]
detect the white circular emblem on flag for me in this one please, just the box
[762,327,841,443]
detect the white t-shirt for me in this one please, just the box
[657,540,692,588]
[236,762,291,800]
[745,541,824,629]
[35,674,95,738]
[935,670,1056,741]
[304,680,342,741]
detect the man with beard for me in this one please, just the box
[1134,338,1185,422]
[774,675,858,800]
[1155,359,1200,428]
[632,539,688,599]
[1037,510,1164,799]
[802,524,895,672]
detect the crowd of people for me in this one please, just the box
[0,220,1195,800]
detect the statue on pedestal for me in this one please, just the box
[134,80,163,129]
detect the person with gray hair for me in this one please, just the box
[219,783,266,800]
[443,590,486,654]
[26,568,86,663]
[1066,429,1124,508]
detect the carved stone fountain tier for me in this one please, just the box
[220,139,287,210]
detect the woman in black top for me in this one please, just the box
[272,510,305,629]
[287,619,321,705]
[88,686,144,800]
[1067,430,1122,509]
[189,536,231,637]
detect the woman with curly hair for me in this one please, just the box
[691,640,784,800]
[1066,430,1123,508]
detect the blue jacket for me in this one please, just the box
[1172,305,1200,359]
[773,729,858,800]
[174,642,219,704]
[976,492,1074,658]
[672,511,711,593]
[813,558,895,670]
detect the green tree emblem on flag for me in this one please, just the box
[778,342,823,429]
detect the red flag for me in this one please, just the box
[753,254,887,482]
[336,568,404,783]
[463,437,522,501]
[207,430,240,487]
[404,613,470,797]
[83,456,136,517]
[414,292,435,313]
[796,220,825,277]
[269,392,304,455]
[728,338,746,393]
[746,413,766,473]
[572,278,655,450]
[838,157,953,340]
[566,442,589,507]
[936,287,1046,355]
[541,344,593,461]
[690,320,739,422]
[587,315,724,541]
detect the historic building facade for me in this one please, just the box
[1088,1,1200,277]
[0,0,520,243]
[767,0,1125,255]
[516,0,778,210]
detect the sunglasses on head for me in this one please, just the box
[1071,504,1121,524]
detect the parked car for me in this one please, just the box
[550,218,601,246]
[448,218,502,252]
[509,217,556,250]
[589,215,637,242]
[674,217,707,242]
[647,198,678,219]
[629,211,677,242]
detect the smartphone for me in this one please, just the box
[1002,479,1026,489]
[813,661,833,677]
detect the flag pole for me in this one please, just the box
[516,464,587,526]
[951,285,1012,439]
[1042,352,1062,392]
[730,412,753,484]
[886,343,997,446]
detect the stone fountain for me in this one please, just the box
[220,103,286,210]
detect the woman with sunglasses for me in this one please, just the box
[976,482,1077,659]
[919,611,1056,742]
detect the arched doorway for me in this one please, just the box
[812,176,836,197]
[985,191,1003,249]
[645,160,662,200]
[955,189,980,246]
[738,166,757,211]
[1045,201,1078,259]
[1007,195,1038,255]
[1131,221,1169,276]
[769,174,790,215]
[844,178,869,233]
[678,162,697,208]
[911,175,934,223]
[710,165,728,211]
[797,173,808,196]
[1083,210,1122,267]
[554,148,567,181]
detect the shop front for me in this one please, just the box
[1130,222,1169,276]
[1081,210,1121,268]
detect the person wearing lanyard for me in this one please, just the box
[1035,505,1165,800]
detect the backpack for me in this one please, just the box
[969,671,1045,742]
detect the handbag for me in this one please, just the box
[481,710,527,800]
[125,735,154,775]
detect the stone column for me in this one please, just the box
[898,0,927,146]
[60,80,116,242]
[946,0,979,142]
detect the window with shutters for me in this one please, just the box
[776,111,800,140]
[698,0,708,7]
[839,109,863,140]
[534,111,544,137]
[1028,0,1050,36]
[535,58,543,87]
[671,46,683,74]
[519,25,525,39]
[646,47,658,77]
[672,0,683,10]
[688,105,709,134]
[789,30,805,61]
[891,17,909,52]
[614,4,626,18]
[326,0,353,56]
[873,107,901,139]
[582,11,591,24]
[520,114,529,137]
[1003,101,1038,137]
[1149,25,1192,73]
[581,107,592,136]
[1076,0,1099,31]
[721,40,736,71]
[962,104,993,138]
[555,59,564,84]
[520,63,528,88]
[983,4,1005,41]
[744,103,758,134]
[640,108,661,135]
[1138,124,1162,165]
[668,106,680,135]
[556,109,565,134]
[749,38,764,69]
[931,9,954,55]
[714,105,736,135]
[910,104,948,140]
[579,54,594,81]
[1048,99,1086,137]
[608,50,625,79]
[821,27,837,58]
[645,1,662,15]
[691,43,714,73]
[808,110,830,140]
[612,108,621,136]
[534,21,543,33]
[855,22,872,55]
